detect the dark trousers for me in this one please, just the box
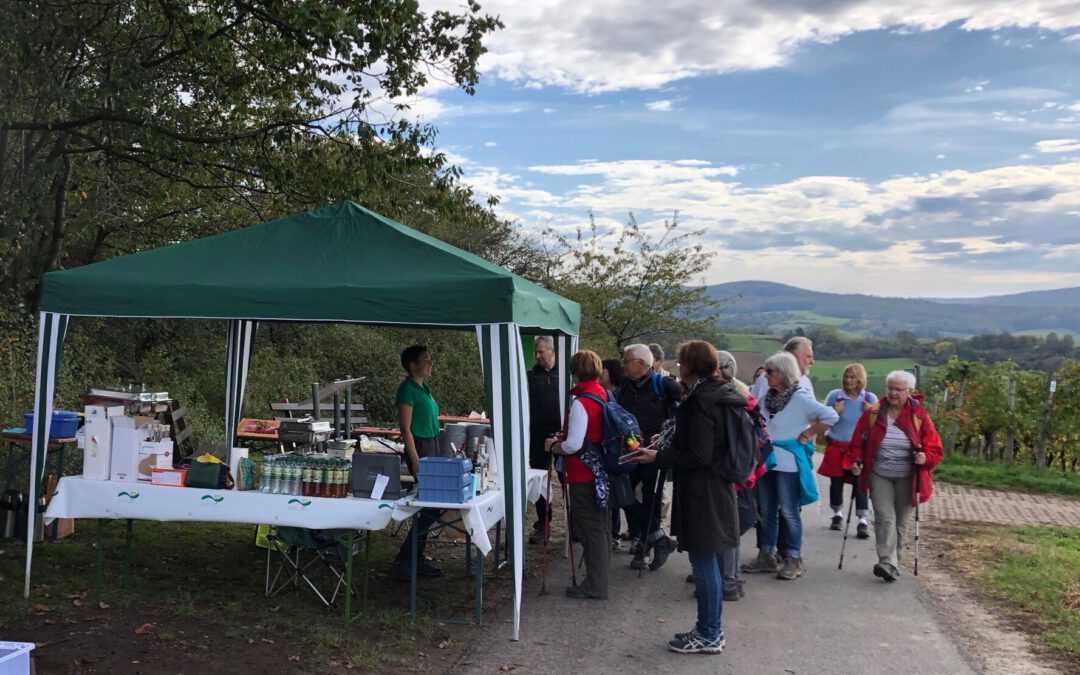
[568,481,610,598]
[396,436,440,566]
[628,463,663,541]
[829,476,869,517]
[529,437,554,532]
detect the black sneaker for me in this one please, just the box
[649,537,673,571]
[685,573,695,584]
[830,515,843,530]
[418,561,443,577]
[857,522,870,539]
[529,529,545,545]
[722,587,740,601]
[630,550,647,570]
[565,585,605,600]
[668,629,724,654]
[873,562,899,582]
[629,538,644,555]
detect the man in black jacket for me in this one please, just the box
[527,336,562,544]
[617,343,682,570]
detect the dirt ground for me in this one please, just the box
[914,523,1079,675]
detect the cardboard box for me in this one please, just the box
[83,405,125,480]
[151,468,186,487]
[110,415,154,482]
[138,439,174,481]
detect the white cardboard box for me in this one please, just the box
[138,439,174,481]
[83,405,125,480]
[110,415,153,483]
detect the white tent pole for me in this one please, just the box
[506,324,528,641]
[224,320,257,452]
[25,312,66,598]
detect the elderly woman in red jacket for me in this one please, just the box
[845,370,942,582]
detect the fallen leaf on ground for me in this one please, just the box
[44,619,56,625]
[438,639,451,649]
[134,623,154,635]
[30,604,49,614]
[98,601,109,609]
[288,655,300,662]
[499,665,518,672]
[247,639,254,645]
[261,638,274,644]
[72,599,82,607]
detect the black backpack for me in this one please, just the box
[718,405,760,484]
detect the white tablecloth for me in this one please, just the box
[389,469,550,555]
[45,477,396,531]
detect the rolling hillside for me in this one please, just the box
[707,281,1080,338]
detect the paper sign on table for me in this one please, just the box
[370,473,390,500]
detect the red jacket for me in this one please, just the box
[562,380,606,483]
[843,394,943,505]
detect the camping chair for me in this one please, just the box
[264,527,364,607]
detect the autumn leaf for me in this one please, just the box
[98,601,110,609]
[134,623,154,635]
[288,655,300,662]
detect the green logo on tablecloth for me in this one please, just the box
[117,491,140,500]
[377,503,392,510]
[200,495,225,503]
[287,498,312,507]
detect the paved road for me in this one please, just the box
[925,482,1080,526]
[453,468,977,675]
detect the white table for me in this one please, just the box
[45,477,396,530]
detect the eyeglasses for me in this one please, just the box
[764,368,776,374]
[621,357,643,365]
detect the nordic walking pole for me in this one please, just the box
[539,453,554,596]
[837,487,857,570]
[564,482,578,588]
[914,469,921,577]
[642,468,666,578]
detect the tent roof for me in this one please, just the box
[40,201,579,335]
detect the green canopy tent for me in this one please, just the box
[25,200,579,640]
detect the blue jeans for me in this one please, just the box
[759,470,803,559]
[688,551,723,640]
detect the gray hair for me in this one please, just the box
[763,352,801,390]
[648,343,665,362]
[783,336,813,355]
[623,343,654,367]
[534,335,554,351]
[716,350,738,381]
[885,370,917,390]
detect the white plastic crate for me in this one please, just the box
[0,641,34,675]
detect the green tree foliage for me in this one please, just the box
[0,0,502,309]
[539,213,719,354]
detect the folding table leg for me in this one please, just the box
[493,522,501,571]
[410,513,419,619]
[474,548,484,625]
[465,532,472,576]
[51,443,68,540]
[344,531,354,626]
[363,530,371,610]
[123,519,133,589]
[94,519,104,599]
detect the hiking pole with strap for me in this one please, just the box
[837,486,857,570]
[914,469,921,577]
[642,468,667,578]
[564,481,578,588]
[539,453,555,596]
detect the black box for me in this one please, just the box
[352,453,404,499]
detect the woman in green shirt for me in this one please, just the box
[393,345,443,580]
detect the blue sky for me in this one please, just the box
[405,2,1080,297]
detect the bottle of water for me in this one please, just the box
[260,457,273,493]
[289,461,301,496]
[271,458,284,494]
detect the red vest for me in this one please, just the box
[562,380,606,483]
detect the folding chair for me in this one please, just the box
[264,527,363,607]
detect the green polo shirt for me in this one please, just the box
[396,378,440,439]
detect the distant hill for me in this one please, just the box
[706,281,1080,338]
[931,287,1080,307]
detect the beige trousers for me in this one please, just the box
[869,472,914,567]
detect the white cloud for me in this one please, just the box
[423,1,1080,93]
[936,154,946,159]
[455,153,1080,295]
[1036,138,1080,153]
[646,99,674,112]
[484,141,498,147]
[543,107,555,113]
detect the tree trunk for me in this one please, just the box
[946,373,967,456]
[1035,372,1054,470]
[1003,375,1016,465]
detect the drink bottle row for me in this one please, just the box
[258,454,352,498]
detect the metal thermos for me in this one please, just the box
[0,489,18,539]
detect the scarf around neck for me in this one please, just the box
[764,383,799,416]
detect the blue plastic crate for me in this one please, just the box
[418,483,472,503]
[0,641,34,675]
[418,456,472,476]
[422,472,472,490]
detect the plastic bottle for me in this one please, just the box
[289,461,301,496]
[301,462,312,497]
[311,460,323,498]
[271,459,284,494]
[260,458,272,493]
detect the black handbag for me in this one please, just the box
[608,472,636,509]
[184,461,234,490]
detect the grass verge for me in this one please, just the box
[961,526,1080,659]
[935,454,1080,497]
